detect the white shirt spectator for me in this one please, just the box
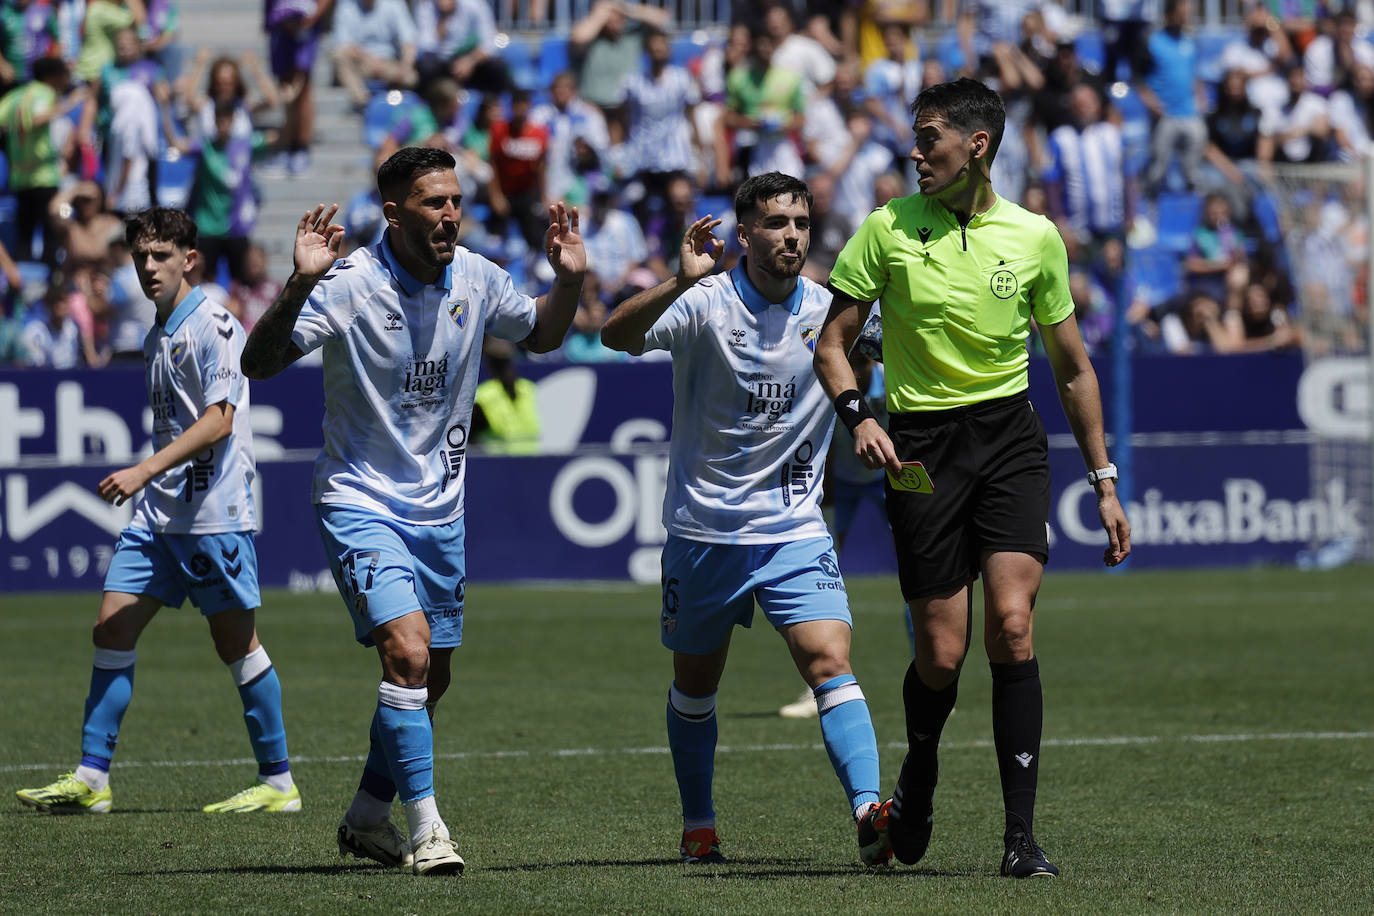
[333,0,418,60]
[1303,33,1374,94]
[1044,120,1127,238]
[864,54,921,141]
[1260,90,1330,162]
[21,312,82,368]
[1219,36,1290,113]
[585,207,648,287]
[531,96,610,202]
[1328,88,1372,159]
[771,32,836,95]
[623,64,700,175]
[105,81,159,214]
[413,0,495,61]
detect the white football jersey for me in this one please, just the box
[132,287,257,534]
[643,262,835,544]
[291,236,537,523]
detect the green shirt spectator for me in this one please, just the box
[74,0,139,83]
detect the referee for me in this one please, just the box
[814,77,1131,879]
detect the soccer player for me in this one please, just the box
[814,78,1133,878]
[16,207,298,816]
[240,147,585,876]
[601,172,889,867]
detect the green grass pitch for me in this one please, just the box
[2,566,1372,914]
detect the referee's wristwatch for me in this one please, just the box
[1086,463,1118,485]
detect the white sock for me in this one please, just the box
[404,794,447,843]
[259,770,294,793]
[75,764,109,792]
[347,788,393,826]
[854,801,878,822]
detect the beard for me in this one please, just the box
[405,222,457,269]
[760,247,805,279]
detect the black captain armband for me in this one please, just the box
[834,389,877,434]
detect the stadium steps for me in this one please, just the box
[176,0,373,273]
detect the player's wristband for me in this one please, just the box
[834,389,876,434]
[1087,463,1119,485]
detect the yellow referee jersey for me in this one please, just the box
[829,193,1074,412]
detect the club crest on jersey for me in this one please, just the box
[448,297,469,328]
[800,324,819,353]
[170,341,187,367]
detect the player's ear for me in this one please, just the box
[381,200,401,229]
[184,246,199,275]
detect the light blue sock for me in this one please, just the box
[81,648,137,761]
[376,682,434,804]
[815,674,881,813]
[229,647,289,774]
[666,682,717,824]
[359,709,398,802]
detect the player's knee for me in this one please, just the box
[986,610,1034,659]
[377,638,430,687]
[800,650,851,687]
[91,616,137,651]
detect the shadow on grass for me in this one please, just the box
[123,863,396,877]
[684,864,982,880]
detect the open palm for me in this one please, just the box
[294,204,345,279]
[544,202,587,279]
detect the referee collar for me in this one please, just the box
[160,286,207,336]
[379,234,453,297]
[730,259,803,315]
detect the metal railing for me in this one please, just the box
[492,0,1250,33]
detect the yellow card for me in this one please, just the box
[887,461,934,494]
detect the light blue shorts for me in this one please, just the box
[103,526,261,615]
[315,505,466,649]
[658,535,851,654]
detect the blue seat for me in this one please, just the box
[499,37,538,90]
[1251,190,1282,243]
[0,149,8,192]
[935,29,965,76]
[1155,191,1203,253]
[156,149,195,210]
[1195,29,1237,84]
[0,194,18,255]
[696,194,731,221]
[671,33,708,68]
[1075,32,1105,77]
[363,90,425,148]
[1126,246,1183,306]
[539,35,570,84]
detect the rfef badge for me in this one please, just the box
[887,461,935,494]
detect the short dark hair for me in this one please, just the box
[376,146,456,202]
[734,171,812,223]
[32,56,67,84]
[126,207,198,251]
[910,77,1006,162]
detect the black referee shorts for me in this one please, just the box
[885,392,1051,601]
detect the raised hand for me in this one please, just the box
[679,215,725,283]
[544,201,587,280]
[294,204,345,281]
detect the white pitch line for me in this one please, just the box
[3,730,1372,775]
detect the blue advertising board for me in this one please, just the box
[0,353,1366,592]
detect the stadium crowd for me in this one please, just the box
[0,0,1371,369]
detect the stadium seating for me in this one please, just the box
[0,194,18,255]
[156,149,195,210]
[0,149,8,191]
[1155,191,1203,253]
[1251,190,1283,244]
[500,36,539,90]
[363,90,426,148]
[1126,245,1182,306]
[538,35,570,85]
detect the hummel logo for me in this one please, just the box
[1015,752,1034,768]
[385,312,404,331]
[729,328,747,347]
[217,327,233,339]
[917,226,933,244]
[214,312,232,325]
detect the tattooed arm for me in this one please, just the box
[241,204,345,379]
